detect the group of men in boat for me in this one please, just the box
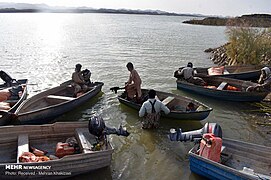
[176,62,271,92]
[71,62,271,129]
[71,62,171,129]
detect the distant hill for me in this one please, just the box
[0,2,204,17]
[0,2,52,10]
[183,14,271,27]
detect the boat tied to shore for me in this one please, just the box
[176,76,269,101]
[174,65,265,81]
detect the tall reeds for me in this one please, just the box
[225,22,271,65]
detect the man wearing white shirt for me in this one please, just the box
[139,89,170,129]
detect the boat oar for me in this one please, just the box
[110,86,125,94]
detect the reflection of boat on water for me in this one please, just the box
[0,122,114,180]
[176,76,269,102]
[118,89,212,121]
[0,79,28,126]
[13,81,104,125]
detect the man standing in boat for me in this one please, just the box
[125,62,142,102]
[139,89,170,129]
[72,64,88,97]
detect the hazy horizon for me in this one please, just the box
[1,0,271,17]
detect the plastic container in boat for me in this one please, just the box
[55,142,75,158]
[199,133,222,162]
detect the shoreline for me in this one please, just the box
[183,14,271,28]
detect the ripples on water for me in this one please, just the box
[0,13,270,180]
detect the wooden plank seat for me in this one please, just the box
[162,96,175,106]
[217,82,228,90]
[47,95,75,101]
[75,128,96,153]
[17,134,29,163]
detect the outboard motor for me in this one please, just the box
[88,116,130,140]
[169,122,222,142]
[82,69,92,86]
[0,71,16,87]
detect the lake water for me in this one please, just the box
[0,13,270,180]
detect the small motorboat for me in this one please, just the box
[13,81,103,125]
[0,121,117,179]
[174,65,265,80]
[176,76,269,101]
[169,122,271,180]
[117,89,212,121]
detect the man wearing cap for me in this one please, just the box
[72,64,87,97]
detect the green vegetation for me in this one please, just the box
[225,26,271,65]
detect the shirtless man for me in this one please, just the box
[72,64,87,97]
[125,62,142,101]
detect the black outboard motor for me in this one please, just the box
[0,71,16,87]
[88,116,130,140]
[82,69,92,86]
[169,122,222,142]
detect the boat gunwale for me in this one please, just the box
[15,81,103,116]
[0,122,114,166]
[188,138,271,179]
[117,88,213,114]
[176,79,269,96]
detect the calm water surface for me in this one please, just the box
[0,13,270,180]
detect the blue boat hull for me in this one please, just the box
[190,155,244,180]
[188,138,271,180]
[176,79,268,102]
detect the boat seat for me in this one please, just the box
[47,95,75,101]
[17,134,29,163]
[162,96,175,106]
[217,82,228,90]
[75,128,96,153]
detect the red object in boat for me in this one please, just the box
[226,85,240,91]
[19,152,38,162]
[55,142,75,158]
[199,133,222,162]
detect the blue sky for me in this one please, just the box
[1,0,271,16]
